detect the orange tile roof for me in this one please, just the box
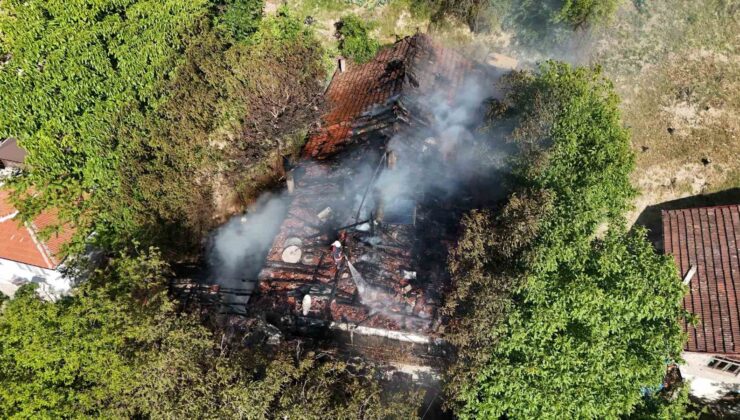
[303,34,475,159]
[0,190,73,269]
[0,189,16,219]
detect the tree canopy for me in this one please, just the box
[336,14,380,64]
[0,1,326,256]
[444,62,688,418]
[0,249,421,419]
[0,0,211,243]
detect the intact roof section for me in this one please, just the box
[0,189,16,219]
[0,190,73,269]
[662,204,740,354]
[304,34,475,159]
[0,138,26,164]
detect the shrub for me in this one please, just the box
[215,0,265,42]
[445,62,688,418]
[335,14,380,63]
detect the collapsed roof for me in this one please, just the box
[252,34,495,339]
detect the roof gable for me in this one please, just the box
[304,34,478,159]
[0,138,26,164]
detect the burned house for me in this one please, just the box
[250,34,503,365]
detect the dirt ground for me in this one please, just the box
[593,0,740,231]
[282,0,740,237]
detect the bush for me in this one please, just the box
[335,14,380,63]
[215,0,265,42]
[445,62,688,418]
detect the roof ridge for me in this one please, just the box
[662,203,740,214]
[24,221,55,269]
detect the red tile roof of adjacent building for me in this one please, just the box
[0,189,16,219]
[0,189,74,269]
[662,204,740,354]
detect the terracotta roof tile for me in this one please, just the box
[304,34,475,159]
[0,190,74,269]
[0,189,16,219]
[663,204,740,354]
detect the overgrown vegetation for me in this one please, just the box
[0,250,421,418]
[444,62,689,418]
[416,0,621,43]
[0,1,326,256]
[336,14,381,63]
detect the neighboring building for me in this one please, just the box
[250,34,498,367]
[662,204,740,400]
[0,138,25,169]
[0,188,74,299]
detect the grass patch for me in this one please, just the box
[592,0,740,200]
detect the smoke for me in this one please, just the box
[203,46,517,321]
[339,70,516,322]
[208,193,289,290]
[369,75,511,214]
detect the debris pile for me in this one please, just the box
[252,34,499,340]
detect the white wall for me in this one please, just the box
[0,258,70,300]
[681,351,740,401]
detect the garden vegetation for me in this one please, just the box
[443,62,690,418]
[0,1,694,418]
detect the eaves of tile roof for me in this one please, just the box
[0,190,74,270]
[662,204,740,354]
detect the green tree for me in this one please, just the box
[554,0,622,28]
[336,14,380,64]
[215,0,265,42]
[0,0,211,251]
[507,0,622,46]
[0,249,170,417]
[627,382,700,420]
[0,1,326,256]
[111,8,326,252]
[0,249,421,419]
[445,62,687,419]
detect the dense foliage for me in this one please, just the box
[444,62,688,418]
[113,8,326,251]
[0,1,326,255]
[628,382,700,420]
[417,0,622,44]
[0,250,421,419]
[336,14,380,64]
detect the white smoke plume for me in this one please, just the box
[371,75,511,212]
[208,193,289,290]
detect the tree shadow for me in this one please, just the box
[633,188,740,252]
